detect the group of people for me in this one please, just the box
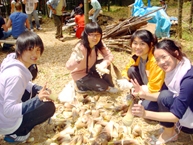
[0,0,42,50]
[66,22,193,144]
[47,0,101,40]
[11,0,42,31]
[0,1,193,145]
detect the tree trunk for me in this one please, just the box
[107,0,110,11]
[189,0,193,28]
[84,0,89,24]
[177,0,183,38]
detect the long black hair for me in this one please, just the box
[81,22,103,55]
[153,39,186,61]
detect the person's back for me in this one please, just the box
[7,3,29,38]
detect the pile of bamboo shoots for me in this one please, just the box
[45,90,151,145]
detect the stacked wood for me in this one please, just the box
[103,7,164,53]
[102,16,153,53]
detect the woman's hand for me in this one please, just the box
[130,79,146,99]
[38,83,52,101]
[132,103,146,118]
[130,79,141,92]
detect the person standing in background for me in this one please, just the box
[88,0,101,23]
[11,0,21,13]
[160,0,167,12]
[47,0,66,42]
[22,0,42,31]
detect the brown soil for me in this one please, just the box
[0,17,193,145]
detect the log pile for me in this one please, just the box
[103,16,152,53]
[103,7,163,53]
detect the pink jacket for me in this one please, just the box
[66,42,113,81]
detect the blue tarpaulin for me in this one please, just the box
[132,0,171,38]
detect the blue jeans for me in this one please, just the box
[9,86,55,136]
[2,30,12,39]
[27,10,40,29]
[157,90,193,134]
[1,30,13,50]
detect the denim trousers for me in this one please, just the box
[10,88,55,136]
[2,30,12,39]
[157,90,193,134]
[28,10,40,29]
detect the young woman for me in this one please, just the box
[131,39,193,144]
[0,31,55,143]
[117,29,165,111]
[66,22,118,93]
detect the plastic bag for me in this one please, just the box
[58,81,75,103]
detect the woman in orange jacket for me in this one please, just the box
[117,30,165,111]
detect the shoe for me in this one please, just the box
[37,27,42,30]
[107,87,119,93]
[30,29,34,32]
[4,132,30,143]
[59,37,64,41]
[55,36,60,39]
[155,133,178,145]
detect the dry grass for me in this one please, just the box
[0,2,193,145]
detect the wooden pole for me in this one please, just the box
[177,0,183,38]
[84,0,89,24]
[189,0,193,28]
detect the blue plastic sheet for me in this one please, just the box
[132,0,171,38]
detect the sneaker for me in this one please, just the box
[37,27,43,30]
[58,36,64,42]
[4,133,30,143]
[107,87,119,93]
[30,29,34,32]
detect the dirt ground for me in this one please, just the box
[0,18,193,145]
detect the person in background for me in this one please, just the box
[117,30,165,111]
[160,0,167,12]
[0,31,55,143]
[11,0,21,13]
[0,16,12,51]
[131,39,193,144]
[6,2,30,39]
[88,0,101,23]
[75,0,84,15]
[47,0,66,42]
[66,22,118,93]
[74,7,85,39]
[22,0,42,31]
